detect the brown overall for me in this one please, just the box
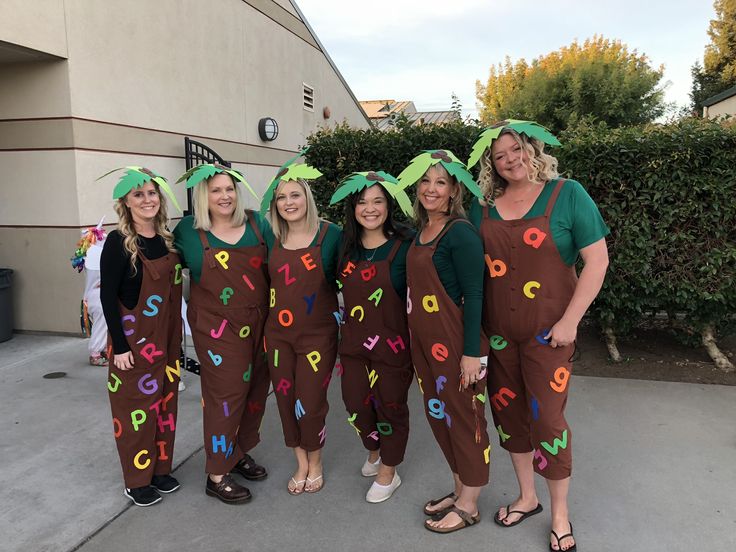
[407,220,490,487]
[265,223,339,451]
[338,239,413,467]
[107,251,183,489]
[187,214,270,475]
[480,179,577,480]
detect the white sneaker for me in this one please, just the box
[178,380,186,392]
[361,455,381,477]
[366,473,401,503]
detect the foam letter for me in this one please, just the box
[540,430,569,456]
[341,261,356,276]
[368,288,383,307]
[137,373,158,395]
[347,412,361,435]
[131,409,147,431]
[239,325,251,338]
[350,305,364,321]
[489,335,508,351]
[301,253,317,271]
[376,422,393,435]
[277,263,296,286]
[210,318,227,339]
[113,418,122,438]
[140,343,163,364]
[208,350,223,367]
[243,363,252,382]
[435,375,446,394]
[497,425,510,443]
[212,434,227,453]
[142,294,163,317]
[270,288,276,307]
[523,280,541,299]
[295,399,306,420]
[428,398,445,420]
[550,366,571,393]
[360,265,377,281]
[422,294,439,313]
[367,368,378,388]
[523,227,547,249]
[122,314,136,336]
[431,343,449,362]
[386,335,405,353]
[242,274,255,291]
[484,254,507,277]
[156,440,169,461]
[278,309,294,327]
[363,335,380,351]
[220,287,234,305]
[133,450,151,470]
[165,360,180,383]
[157,413,175,432]
[306,351,321,372]
[108,373,122,393]
[174,263,183,284]
[215,251,229,269]
[534,448,548,470]
[491,387,517,411]
[303,293,316,315]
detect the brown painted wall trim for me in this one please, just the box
[0,116,299,154]
[242,0,319,50]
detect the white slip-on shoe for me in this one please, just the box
[361,456,381,477]
[366,473,401,503]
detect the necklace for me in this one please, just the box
[365,246,378,262]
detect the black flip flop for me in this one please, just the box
[549,522,577,551]
[493,503,543,527]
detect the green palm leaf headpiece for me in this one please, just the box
[260,147,322,214]
[397,149,483,200]
[96,166,181,212]
[329,171,414,218]
[174,163,258,201]
[467,119,561,169]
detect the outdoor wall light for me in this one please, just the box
[258,117,279,141]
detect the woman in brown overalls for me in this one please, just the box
[329,171,415,503]
[398,150,490,533]
[468,121,609,551]
[173,165,271,504]
[100,167,183,507]
[262,165,341,495]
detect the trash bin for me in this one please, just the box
[0,269,14,343]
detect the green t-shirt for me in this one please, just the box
[469,178,610,266]
[173,211,275,283]
[269,221,343,284]
[340,236,414,299]
[413,220,484,357]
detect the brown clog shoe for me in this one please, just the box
[205,474,252,504]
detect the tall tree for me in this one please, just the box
[691,0,736,110]
[476,36,665,132]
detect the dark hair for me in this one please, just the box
[339,184,413,267]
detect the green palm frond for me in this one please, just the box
[396,152,436,190]
[260,155,321,215]
[443,161,483,199]
[174,163,257,200]
[224,168,258,200]
[97,166,181,212]
[467,119,561,169]
[331,171,413,218]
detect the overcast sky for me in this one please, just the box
[294,0,715,119]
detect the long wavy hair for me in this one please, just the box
[412,164,465,231]
[114,182,177,275]
[268,179,320,242]
[339,184,413,267]
[478,129,559,203]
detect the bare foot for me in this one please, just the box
[495,496,540,526]
[425,506,478,530]
[550,521,576,551]
[425,493,457,515]
[305,462,323,493]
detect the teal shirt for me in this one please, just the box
[340,236,413,299]
[270,221,342,284]
[413,220,484,357]
[469,178,610,265]
[173,211,274,283]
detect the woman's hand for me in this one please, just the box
[113,351,134,371]
[544,318,578,348]
[460,355,482,389]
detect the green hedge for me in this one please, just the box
[305,118,736,343]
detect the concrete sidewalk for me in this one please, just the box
[1,334,735,552]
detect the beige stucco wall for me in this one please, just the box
[704,95,736,119]
[0,0,67,58]
[0,0,367,333]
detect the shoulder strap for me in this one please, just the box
[431,218,470,250]
[386,239,403,263]
[314,221,330,247]
[197,230,216,269]
[543,178,566,218]
[245,210,265,245]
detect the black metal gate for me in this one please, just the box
[183,137,230,215]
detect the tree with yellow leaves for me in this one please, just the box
[476,35,665,132]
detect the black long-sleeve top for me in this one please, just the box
[100,230,169,355]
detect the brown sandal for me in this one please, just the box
[424,506,481,533]
[423,492,458,516]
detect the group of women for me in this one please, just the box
[100,120,609,551]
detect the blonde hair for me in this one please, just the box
[192,173,246,231]
[413,164,466,230]
[268,179,320,241]
[478,129,559,202]
[114,182,177,275]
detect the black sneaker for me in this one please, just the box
[151,474,181,493]
[124,485,162,506]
